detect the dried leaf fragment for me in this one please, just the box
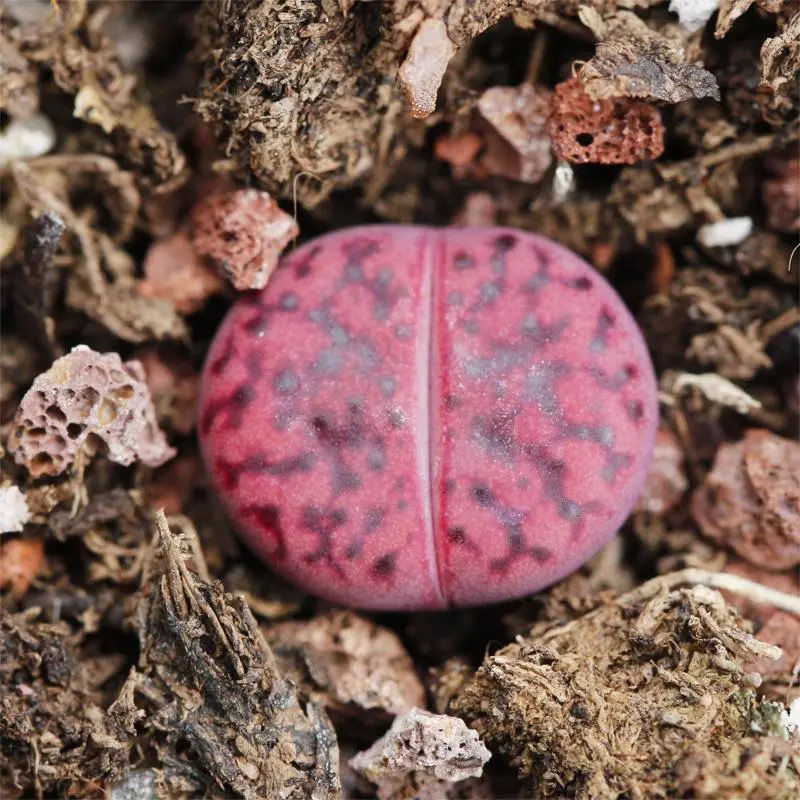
[350,708,491,800]
[578,9,720,103]
[691,429,800,569]
[9,346,175,477]
[397,19,455,118]
[759,10,800,113]
[191,189,298,291]
[548,77,665,164]
[110,511,341,798]
[477,83,552,183]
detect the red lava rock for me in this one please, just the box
[745,611,800,679]
[0,538,45,595]
[722,558,800,626]
[477,83,552,183]
[191,188,298,291]
[547,77,665,165]
[10,346,175,477]
[138,230,223,314]
[136,347,200,436]
[397,19,455,119]
[691,429,800,570]
[199,226,658,609]
[434,132,483,175]
[635,426,688,514]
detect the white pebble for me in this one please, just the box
[697,217,753,248]
[0,486,30,534]
[782,696,800,734]
[669,0,720,33]
[0,113,56,167]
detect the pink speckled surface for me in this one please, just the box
[198,226,658,609]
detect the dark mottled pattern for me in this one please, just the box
[302,505,347,575]
[372,552,396,578]
[215,452,314,492]
[239,504,287,558]
[200,382,255,436]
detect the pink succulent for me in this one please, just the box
[199,226,658,609]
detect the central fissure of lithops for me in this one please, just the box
[199,225,658,610]
[418,234,444,605]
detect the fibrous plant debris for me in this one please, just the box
[453,576,797,799]
[10,346,175,478]
[1,1,186,190]
[350,708,491,800]
[691,429,800,570]
[8,157,189,344]
[193,1,570,205]
[548,77,665,165]
[109,512,341,799]
[267,610,426,728]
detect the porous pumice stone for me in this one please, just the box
[199,226,658,610]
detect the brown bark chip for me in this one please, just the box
[691,429,800,570]
[578,9,720,103]
[267,610,425,728]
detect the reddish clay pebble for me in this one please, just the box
[199,226,658,609]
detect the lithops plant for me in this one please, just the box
[199,226,658,609]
